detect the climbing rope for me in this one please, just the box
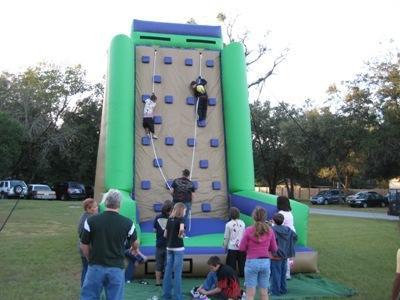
[189,51,203,180]
[150,134,172,191]
[148,49,172,191]
[152,49,157,93]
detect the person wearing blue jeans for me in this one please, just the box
[81,265,124,299]
[270,213,297,296]
[124,249,146,282]
[162,202,186,300]
[270,259,287,295]
[163,250,184,300]
[80,190,138,300]
[183,201,192,235]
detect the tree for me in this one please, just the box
[0,63,99,182]
[251,101,299,196]
[336,51,400,181]
[0,112,25,179]
[49,84,103,184]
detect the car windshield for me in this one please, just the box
[316,191,328,196]
[70,182,84,189]
[356,192,368,198]
[10,180,27,188]
[35,185,51,191]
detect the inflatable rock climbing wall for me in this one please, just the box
[94,20,317,276]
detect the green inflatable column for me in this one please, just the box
[105,34,134,191]
[221,43,254,193]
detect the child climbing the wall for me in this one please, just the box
[270,213,297,296]
[190,76,208,122]
[223,207,246,277]
[143,93,158,139]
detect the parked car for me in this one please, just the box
[348,191,388,208]
[310,189,345,205]
[0,180,28,199]
[27,184,56,200]
[54,181,86,200]
[387,189,400,216]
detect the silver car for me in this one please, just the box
[28,184,56,200]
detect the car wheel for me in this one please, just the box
[324,199,328,205]
[13,185,23,195]
[362,202,367,208]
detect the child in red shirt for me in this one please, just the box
[196,256,243,300]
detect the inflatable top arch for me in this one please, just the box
[94,19,314,276]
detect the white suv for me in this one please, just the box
[0,180,28,199]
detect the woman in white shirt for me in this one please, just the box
[223,207,246,277]
[277,196,296,279]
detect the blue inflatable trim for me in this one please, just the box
[208,98,217,106]
[133,19,222,38]
[193,181,199,190]
[230,193,277,220]
[166,179,173,189]
[165,136,174,145]
[153,203,162,212]
[165,95,174,104]
[210,138,219,147]
[199,160,208,169]
[202,203,212,212]
[186,96,195,105]
[153,158,163,168]
[164,56,172,64]
[141,180,151,190]
[142,136,151,146]
[140,218,225,235]
[153,75,162,83]
[185,58,193,66]
[212,181,221,190]
[187,138,196,147]
[154,115,162,124]
[142,94,151,103]
[142,55,150,63]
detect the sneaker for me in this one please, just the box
[190,287,199,297]
[152,135,158,139]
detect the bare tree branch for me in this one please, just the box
[248,51,288,89]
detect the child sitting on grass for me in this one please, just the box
[191,256,244,300]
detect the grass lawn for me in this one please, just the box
[0,200,398,299]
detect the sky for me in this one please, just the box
[1,0,399,107]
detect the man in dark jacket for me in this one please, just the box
[270,213,297,296]
[80,189,138,300]
[171,169,195,235]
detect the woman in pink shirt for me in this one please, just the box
[239,207,278,300]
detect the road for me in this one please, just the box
[309,207,399,221]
